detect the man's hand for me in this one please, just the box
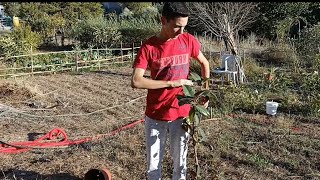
[200,79,210,108]
[169,79,194,87]
[202,79,210,90]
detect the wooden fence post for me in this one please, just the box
[90,48,93,63]
[12,61,15,75]
[120,41,123,62]
[97,48,100,70]
[132,42,135,61]
[75,50,79,72]
[30,47,33,76]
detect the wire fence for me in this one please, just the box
[0,33,318,79]
[0,42,141,78]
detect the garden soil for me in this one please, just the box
[0,65,319,180]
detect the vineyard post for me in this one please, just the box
[75,50,79,72]
[31,46,33,76]
[90,48,93,63]
[132,42,134,61]
[13,61,16,76]
[120,41,123,62]
[97,48,100,70]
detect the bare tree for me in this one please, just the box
[187,2,258,55]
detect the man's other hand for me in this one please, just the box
[169,79,194,87]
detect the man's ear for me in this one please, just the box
[160,16,167,25]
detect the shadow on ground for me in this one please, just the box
[1,169,81,180]
[94,70,132,77]
[94,70,151,79]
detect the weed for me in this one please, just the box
[247,154,271,169]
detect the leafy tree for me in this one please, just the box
[54,2,105,46]
[304,2,320,25]
[50,13,65,45]
[123,2,153,16]
[275,16,308,43]
[120,2,160,19]
[1,2,20,17]
[2,2,105,47]
[249,2,311,40]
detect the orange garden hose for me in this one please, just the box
[0,112,302,154]
[0,119,145,154]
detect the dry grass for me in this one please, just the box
[0,65,319,180]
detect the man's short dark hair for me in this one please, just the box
[161,2,189,21]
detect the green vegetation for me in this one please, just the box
[0,24,41,58]
[69,16,122,48]
[1,2,319,125]
[248,2,318,39]
[0,3,319,178]
[0,2,319,117]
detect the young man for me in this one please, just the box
[131,2,210,180]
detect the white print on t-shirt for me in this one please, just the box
[153,53,189,80]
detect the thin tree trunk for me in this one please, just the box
[223,14,237,56]
[61,33,65,47]
[54,28,58,46]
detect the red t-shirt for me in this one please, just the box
[133,32,200,121]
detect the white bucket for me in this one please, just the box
[266,101,279,115]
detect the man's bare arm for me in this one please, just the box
[195,51,210,79]
[195,51,210,89]
[131,68,193,89]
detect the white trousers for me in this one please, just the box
[145,116,190,180]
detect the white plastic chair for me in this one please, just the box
[212,54,239,85]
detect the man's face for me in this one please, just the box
[162,16,188,39]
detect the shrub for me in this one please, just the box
[69,16,122,48]
[295,24,320,67]
[299,72,320,95]
[0,33,19,58]
[120,27,159,44]
[242,57,264,78]
[105,14,161,44]
[0,25,41,60]
[261,44,297,66]
[11,24,42,51]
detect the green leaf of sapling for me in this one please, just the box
[195,105,210,117]
[183,85,195,97]
[178,97,193,106]
[189,72,202,81]
[198,127,208,143]
[194,113,200,126]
